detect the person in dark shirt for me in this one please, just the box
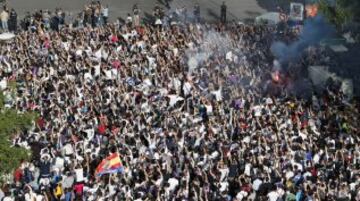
[193,4,200,23]
[220,1,227,24]
[50,15,59,31]
[8,8,17,32]
[164,0,170,9]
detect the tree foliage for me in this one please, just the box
[0,89,36,178]
[318,0,360,27]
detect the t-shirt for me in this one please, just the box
[211,89,222,101]
[167,95,184,107]
[98,124,106,135]
[172,78,181,92]
[74,183,84,195]
[183,82,192,96]
[0,190,4,201]
[219,168,229,181]
[286,171,294,180]
[54,157,65,169]
[226,51,233,61]
[0,79,7,90]
[268,191,279,201]
[75,168,84,182]
[62,176,74,189]
[205,104,213,114]
[286,192,296,201]
[244,163,251,176]
[220,182,229,192]
[253,179,263,191]
[63,144,74,155]
[54,184,63,198]
[14,168,23,182]
[35,194,44,201]
[94,49,102,59]
[102,8,109,17]
[3,196,14,201]
[0,11,9,21]
[168,178,179,192]
[253,105,262,117]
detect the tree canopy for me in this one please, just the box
[0,86,36,179]
[318,0,360,27]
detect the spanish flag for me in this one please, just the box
[95,153,124,177]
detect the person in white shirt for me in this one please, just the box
[126,13,132,26]
[252,178,263,191]
[166,178,179,195]
[101,5,109,24]
[267,190,279,201]
[2,196,14,201]
[0,9,9,31]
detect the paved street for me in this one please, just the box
[6,0,267,22]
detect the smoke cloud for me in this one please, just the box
[271,15,335,63]
[187,28,234,71]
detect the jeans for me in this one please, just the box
[97,16,102,27]
[221,12,226,24]
[103,16,108,25]
[2,20,8,30]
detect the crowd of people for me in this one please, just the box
[0,1,109,33]
[0,1,360,201]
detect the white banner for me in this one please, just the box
[290,3,304,21]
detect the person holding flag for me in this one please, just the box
[95,153,124,177]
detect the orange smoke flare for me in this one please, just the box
[306,4,318,17]
[272,71,280,83]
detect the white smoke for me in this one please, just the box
[186,26,235,72]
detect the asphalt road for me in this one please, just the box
[5,0,267,22]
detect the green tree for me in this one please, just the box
[318,0,360,27]
[0,86,36,180]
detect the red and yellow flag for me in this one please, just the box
[95,153,124,177]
